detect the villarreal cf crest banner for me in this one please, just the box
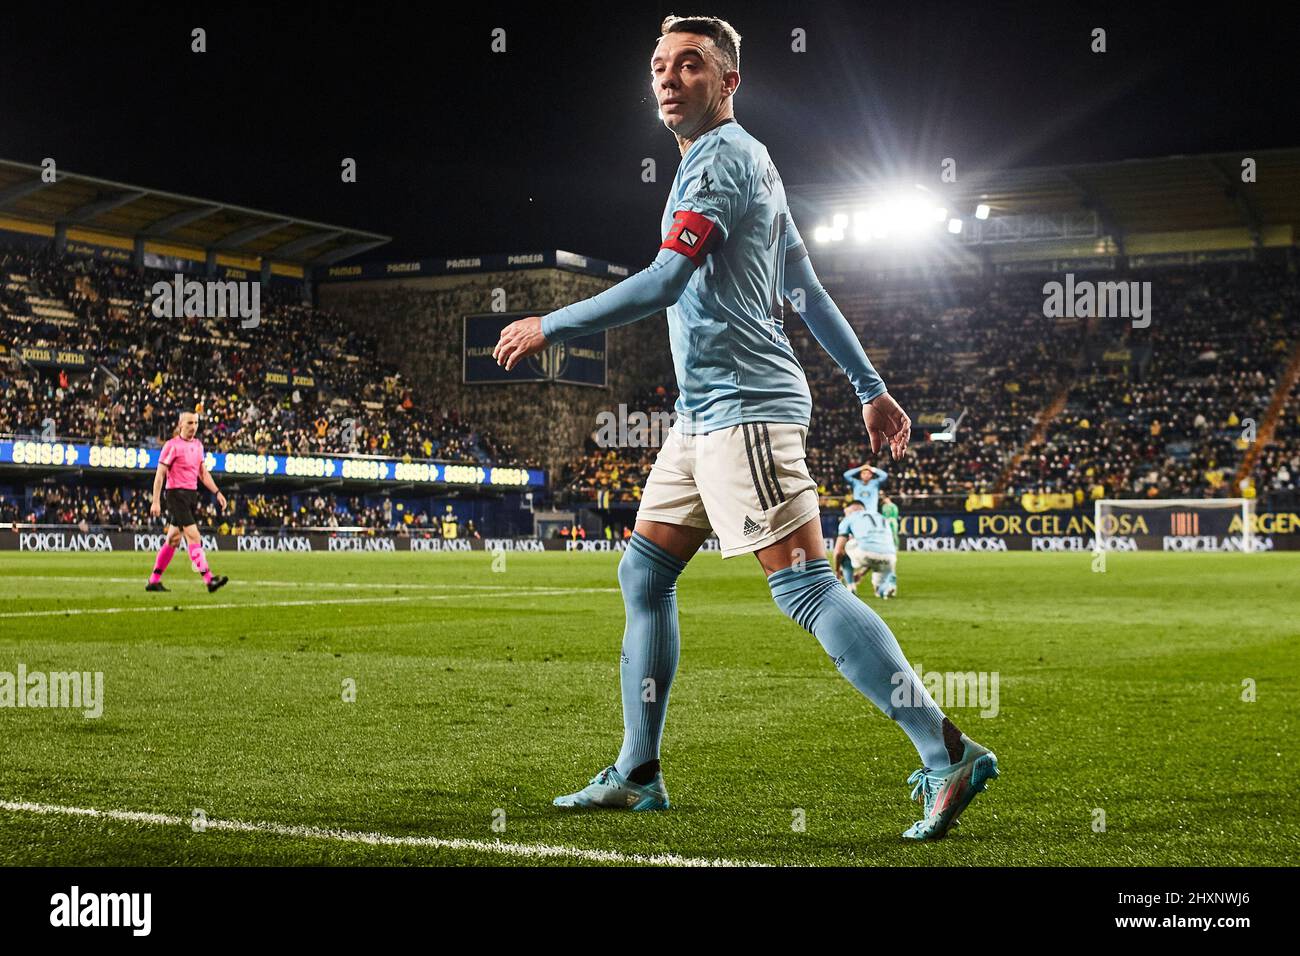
[462,312,606,387]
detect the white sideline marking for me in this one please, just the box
[11,575,619,594]
[0,800,765,868]
[0,588,597,619]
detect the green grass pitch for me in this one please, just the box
[0,549,1295,866]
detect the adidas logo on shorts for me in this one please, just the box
[742,515,762,537]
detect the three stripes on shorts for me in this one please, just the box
[742,422,785,510]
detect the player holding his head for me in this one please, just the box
[145,411,228,593]
[834,500,898,599]
[493,14,996,839]
[844,462,887,510]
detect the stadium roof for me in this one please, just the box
[789,148,1300,241]
[0,159,390,267]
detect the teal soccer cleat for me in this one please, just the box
[902,734,999,840]
[553,765,670,811]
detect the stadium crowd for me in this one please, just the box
[1254,376,1300,498]
[0,482,484,534]
[0,244,536,467]
[1007,262,1300,499]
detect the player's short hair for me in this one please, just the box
[845,500,864,511]
[659,14,741,74]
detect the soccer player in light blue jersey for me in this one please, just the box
[845,463,887,512]
[835,501,898,599]
[493,14,997,840]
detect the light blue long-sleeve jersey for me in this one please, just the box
[540,120,886,435]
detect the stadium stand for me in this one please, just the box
[1255,377,1300,500]
[1004,261,1300,499]
[0,243,536,467]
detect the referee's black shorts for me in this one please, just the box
[165,488,200,529]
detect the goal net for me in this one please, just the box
[1094,498,1257,553]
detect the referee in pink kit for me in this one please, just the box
[146,410,229,593]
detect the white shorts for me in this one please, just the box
[846,541,896,573]
[637,422,820,559]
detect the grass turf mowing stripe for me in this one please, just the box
[0,596,424,618]
[0,587,621,618]
[0,800,767,867]
[12,575,620,593]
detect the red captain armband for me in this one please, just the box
[661,209,721,266]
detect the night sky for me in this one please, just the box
[2,1,1294,266]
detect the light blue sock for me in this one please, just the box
[614,533,687,776]
[768,558,950,769]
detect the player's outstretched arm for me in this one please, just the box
[784,249,910,458]
[784,251,886,405]
[493,249,695,370]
